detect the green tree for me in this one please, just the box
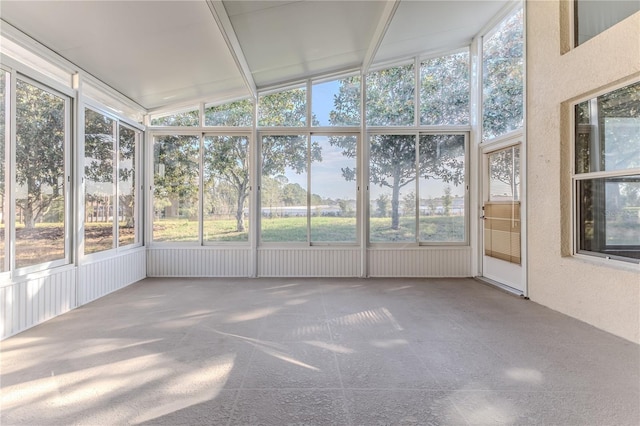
[489,146,520,200]
[153,135,199,220]
[282,183,307,206]
[330,66,465,229]
[482,8,524,140]
[204,136,250,232]
[403,191,416,216]
[15,80,66,229]
[118,126,136,229]
[84,109,115,225]
[151,110,199,126]
[421,51,470,125]
[205,99,253,126]
[376,194,390,217]
[442,186,452,216]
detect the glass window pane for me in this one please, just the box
[577,176,640,261]
[0,70,5,271]
[84,109,115,254]
[575,100,592,174]
[205,99,253,126]
[366,64,415,126]
[599,82,640,172]
[15,80,67,268]
[313,76,361,126]
[153,135,200,242]
[482,7,524,141]
[203,135,250,242]
[258,87,307,127]
[576,0,640,46]
[575,82,640,174]
[310,135,357,242]
[420,51,470,125]
[419,135,466,242]
[150,109,199,126]
[261,135,308,242]
[118,125,138,247]
[489,146,520,202]
[369,135,416,242]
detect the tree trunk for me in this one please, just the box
[24,204,36,229]
[235,192,248,232]
[391,180,401,230]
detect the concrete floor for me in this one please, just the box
[1,277,638,425]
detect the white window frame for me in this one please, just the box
[571,79,640,265]
[258,130,361,247]
[12,73,73,276]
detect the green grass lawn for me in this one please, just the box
[152,215,464,243]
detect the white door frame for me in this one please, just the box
[479,134,528,296]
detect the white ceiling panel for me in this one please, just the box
[225,0,388,87]
[377,0,510,62]
[1,0,248,109]
[0,0,515,112]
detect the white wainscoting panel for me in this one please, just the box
[147,247,252,277]
[368,247,472,277]
[1,267,77,339]
[78,248,147,305]
[258,248,361,277]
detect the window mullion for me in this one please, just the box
[415,133,420,244]
[8,71,16,272]
[113,120,119,249]
[306,133,311,245]
[199,133,205,245]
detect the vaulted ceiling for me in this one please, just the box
[0,0,510,112]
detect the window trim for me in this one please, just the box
[570,79,640,264]
[12,74,73,276]
[80,102,144,262]
[258,130,361,247]
[202,132,252,246]
[366,131,470,248]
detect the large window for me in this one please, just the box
[153,135,200,242]
[418,134,467,242]
[482,6,524,141]
[420,51,470,126]
[151,109,200,127]
[84,109,116,254]
[260,134,310,242]
[369,135,416,242]
[260,133,358,244]
[312,75,361,127]
[118,125,138,247]
[152,133,251,244]
[258,86,307,127]
[366,63,415,127]
[84,108,141,254]
[203,135,250,242]
[311,135,358,242]
[15,78,69,269]
[369,134,466,244]
[205,99,253,127]
[574,81,640,262]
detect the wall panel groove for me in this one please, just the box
[147,248,252,277]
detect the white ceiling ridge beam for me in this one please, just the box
[206,0,257,100]
[361,0,401,75]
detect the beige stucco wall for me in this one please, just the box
[526,1,640,343]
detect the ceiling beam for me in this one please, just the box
[361,0,401,74]
[206,0,257,100]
